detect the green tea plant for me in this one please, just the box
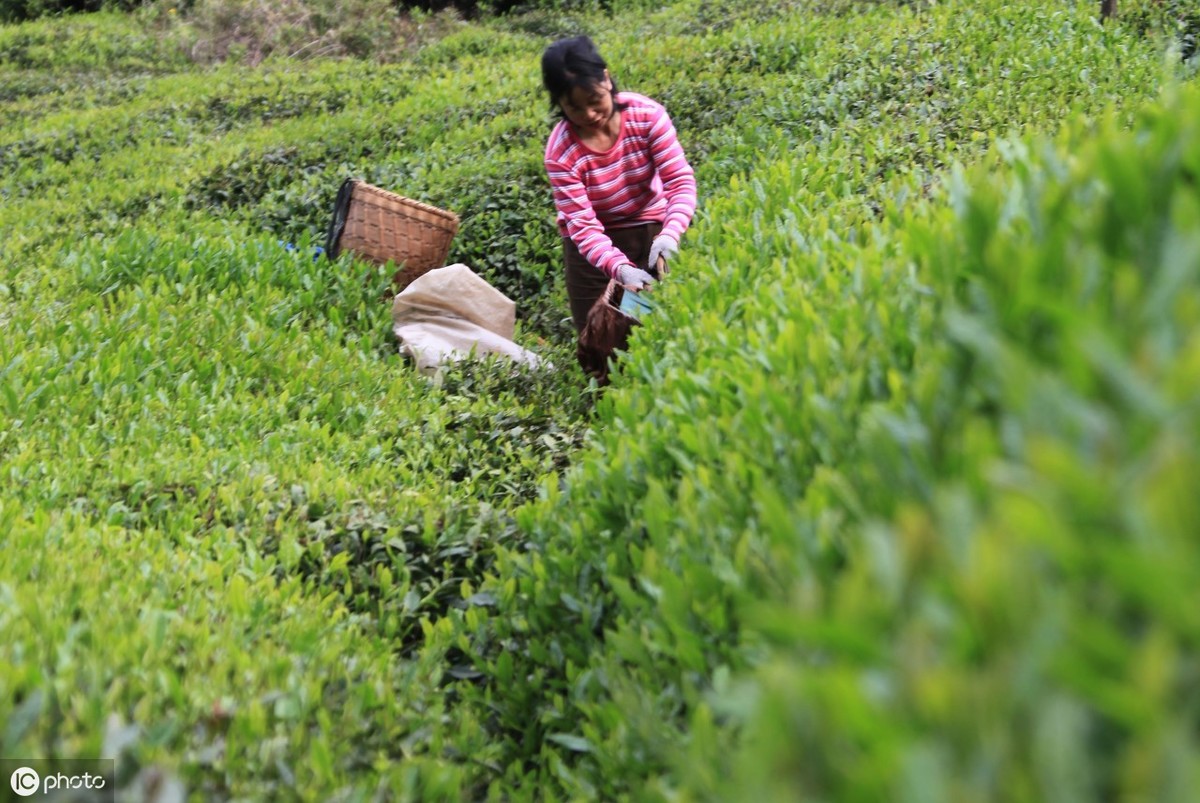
[0,0,1193,799]
[1121,0,1200,60]
[713,79,1200,803]
[421,4,1197,800]
[444,80,1200,802]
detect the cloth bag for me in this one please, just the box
[576,279,641,385]
[391,263,543,375]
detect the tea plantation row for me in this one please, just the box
[1,0,1195,799]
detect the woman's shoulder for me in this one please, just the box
[616,91,665,116]
[544,118,575,157]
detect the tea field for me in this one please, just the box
[1,0,1197,799]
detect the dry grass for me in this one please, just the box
[144,0,463,66]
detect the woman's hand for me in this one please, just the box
[617,264,656,292]
[648,235,678,276]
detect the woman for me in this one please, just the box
[541,35,698,331]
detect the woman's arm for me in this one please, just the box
[646,107,697,244]
[546,157,632,279]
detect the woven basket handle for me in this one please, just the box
[601,278,621,307]
[323,177,358,258]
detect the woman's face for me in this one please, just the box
[558,72,615,131]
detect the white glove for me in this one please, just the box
[647,235,678,276]
[616,264,655,291]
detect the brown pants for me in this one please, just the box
[563,221,663,332]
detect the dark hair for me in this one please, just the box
[541,35,625,119]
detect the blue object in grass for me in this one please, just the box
[619,288,655,319]
[280,241,326,262]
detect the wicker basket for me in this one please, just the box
[325,178,460,290]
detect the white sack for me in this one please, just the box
[391,263,544,374]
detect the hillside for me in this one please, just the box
[2,0,1197,799]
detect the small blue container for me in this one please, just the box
[619,289,655,319]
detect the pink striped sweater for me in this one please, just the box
[544,91,697,279]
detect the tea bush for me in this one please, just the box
[0,0,104,24]
[710,80,1200,803]
[1,0,1195,799]
[415,3,1197,799]
[0,226,590,797]
[1122,0,1200,60]
[0,10,185,70]
[443,77,1200,802]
